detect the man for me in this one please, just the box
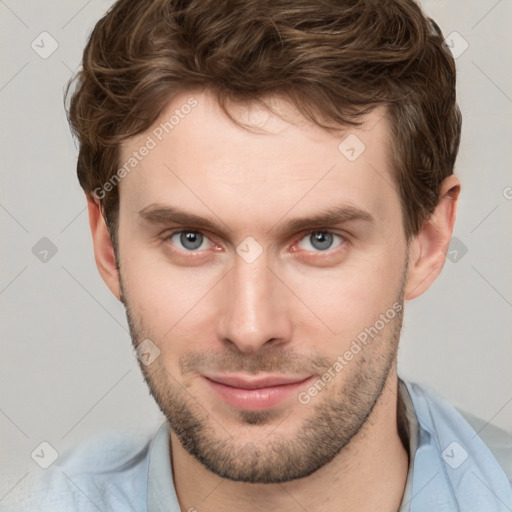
[6,0,511,511]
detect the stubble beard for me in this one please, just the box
[119,266,406,483]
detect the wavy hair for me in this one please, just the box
[66,0,461,243]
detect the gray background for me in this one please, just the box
[1,0,511,501]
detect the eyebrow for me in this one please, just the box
[138,203,375,237]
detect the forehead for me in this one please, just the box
[117,91,399,235]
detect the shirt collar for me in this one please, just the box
[397,377,421,511]
[147,420,181,512]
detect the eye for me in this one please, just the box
[297,231,344,252]
[168,230,211,251]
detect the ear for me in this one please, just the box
[404,175,461,300]
[86,195,122,301]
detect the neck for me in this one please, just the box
[170,370,409,512]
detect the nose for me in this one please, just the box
[217,251,292,353]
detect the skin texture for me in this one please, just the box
[87,90,460,511]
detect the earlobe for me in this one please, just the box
[404,175,461,301]
[86,195,122,301]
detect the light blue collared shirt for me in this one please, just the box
[3,378,511,511]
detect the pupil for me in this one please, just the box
[311,231,332,251]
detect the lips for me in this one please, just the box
[202,373,314,410]
[203,374,311,389]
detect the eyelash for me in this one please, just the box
[163,229,347,257]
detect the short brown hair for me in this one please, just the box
[66,0,461,244]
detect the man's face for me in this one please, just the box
[115,91,409,483]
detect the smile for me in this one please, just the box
[201,374,314,410]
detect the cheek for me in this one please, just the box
[121,248,222,342]
[285,246,405,344]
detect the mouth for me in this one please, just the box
[201,373,314,411]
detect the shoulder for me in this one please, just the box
[403,379,512,485]
[456,407,512,484]
[2,429,155,512]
